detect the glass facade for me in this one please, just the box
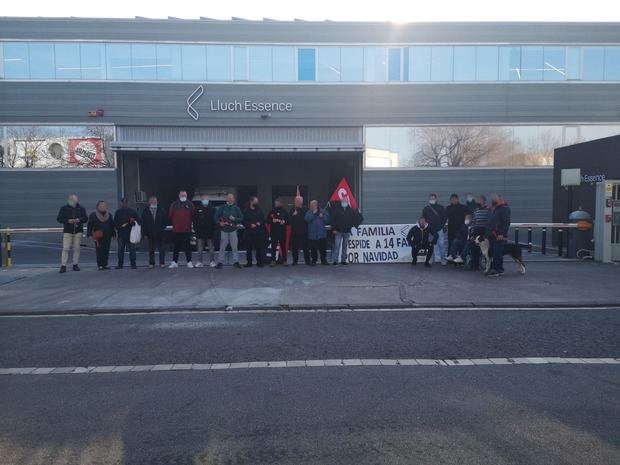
[2,41,620,83]
[0,126,115,169]
[364,125,620,168]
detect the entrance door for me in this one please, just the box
[271,185,309,209]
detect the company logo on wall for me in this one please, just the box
[186,85,294,121]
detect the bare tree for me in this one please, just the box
[85,126,115,167]
[6,126,52,168]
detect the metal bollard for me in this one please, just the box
[514,227,519,245]
[5,231,11,268]
[527,228,532,253]
[541,228,547,255]
[557,229,563,257]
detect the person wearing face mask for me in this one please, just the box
[465,193,477,215]
[329,195,363,265]
[446,214,473,264]
[289,196,310,265]
[470,195,491,270]
[56,194,88,273]
[267,198,290,266]
[486,193,511,277]
[243,196,267,267]
[421,193,447,265]
[141,195,169,268]
[305,200,330,266]
[406,216,434,267]
[87,200,116,270]
[214,193,243,269]
[114,197,139,269]
[168,190,195,268]
[193,193,217,268]
[445,193,469,256]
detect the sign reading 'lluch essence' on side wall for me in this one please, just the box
[346,224,419,264]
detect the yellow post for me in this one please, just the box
[5,231,11,268]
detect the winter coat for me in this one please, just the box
[193,203,217,239]
[87,212,115,239]
[488,202,511,238]
[421,203,446,234]
[305,209,330,240]
[472,205,491,234]
[243,207,267,236]
[168,200,195,233]
[56,203,88,234]
[214,203,243,233]
[267,207,289,236]
[407,223,433,247]
[289,206,309,236]
[445,203,469,234]
[114,207,138,239]
[141,206,169,238]
[330,204,363,233]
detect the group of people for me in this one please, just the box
[56,190,364,272]
[406,192,511,276]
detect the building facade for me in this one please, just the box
[1,17,620,226]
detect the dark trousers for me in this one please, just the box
[96,236,111,267]
[270,231,287,263]
[291,234,310,264]
[172,232,192,263]
[309,238,327,264]
[411,243,433,264]
[148,236,165,265]
[117,235,136,267]
[490,236,505,272]
[246,234,266,266]
[447,229,458,254]
[470,228,486,270]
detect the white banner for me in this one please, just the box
[346,224,425,264]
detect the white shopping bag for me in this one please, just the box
[130,223,142,244]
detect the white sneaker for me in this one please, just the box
[168,261,178,269]
[186,261,194,268]
[209,261,217,268]
[441,260,447,266]
[454,256,464,264]
[446,255,454,262]
[194,262,204,268]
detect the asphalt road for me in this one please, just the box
[1,308,619,465]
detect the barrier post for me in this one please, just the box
[514,227,519,245]
[541,228,547,255]
[557,228,564,257]
[5,231,11,268]
[527,228,532,253]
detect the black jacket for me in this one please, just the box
[407,223,433,247]
[243,206,267,236]
[193,204,217,239]
[454,223,471,243]
[466,199,477,215]
[114,207,138,239]
[141,206,169,238]
[488,202,511,238]
[87,212,116,239]
[330,204,363,233]
[289,206,309,236]
[56,203,88,234]
[421,203,446,233]
[445,203,469,233]
[267,207,289,235]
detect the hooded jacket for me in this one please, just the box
[488,201,511,238]
[407,222,433,247]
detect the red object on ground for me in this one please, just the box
[329,178,357,209]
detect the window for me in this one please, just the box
[476,46,498,81]
[80,43,106,80]
[29,42,55,79]
[181,45,206,81]
[521,46,543,80]
[249,46,272,81]
[317,47,340,82]
[206,45,231,81]
[297,48,316,81]
[364,47,387,81]
[340,47,363,82]
[4,43,30,79]
[55,43,80,79]
[431,46,453,81]
[273,47,295,81]
[604,47,620,80]
[499,46,521,80]
[453,46,476,81]
[410,47,431,81]
[131,43,157,80]
[233,46,247,81]
[388,48,401,81]
[566,47,581,80]
[156,44,182,81]
[543,46,566,81]
[582,47,605,80]
[106,43,131,80]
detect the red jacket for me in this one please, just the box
[169,200,195,233]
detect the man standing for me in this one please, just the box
[465,193,477,215]
[214,193,243,269]
[470,195,490,271]
[406,216,434,268]
[267,198,289,266]
[330,194,363,265]
[114,197,138,269]
[193,193,217,268]
[141,195,168,268]
[445,193,469,258]
[304,200,330,266]
[168,190,195,268]
[243,196,267,267]
[56,194,88,273]
[422,193,447,265]
[486,193,511,277]
[289,196,310,265]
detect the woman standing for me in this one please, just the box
[87,201,116,270]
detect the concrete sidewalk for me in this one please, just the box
[1,260,619,314]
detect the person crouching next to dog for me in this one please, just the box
[486,193,511,277]
[446,214,473,265]
[407,216,434,267]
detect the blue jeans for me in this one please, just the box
[433,229,446,263]
[490,237,505,272]
[449,239,465,258]
[117,235,136,267]
[333,232,350,264]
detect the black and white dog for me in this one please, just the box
[475,236,527,275]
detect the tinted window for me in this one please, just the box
[3,42,30,79]
[388,48,401,81]
[340,47,363,82]
[543,47,566,81]
[317,47,341,82]
[582,47,605,80]
[249,46,272,81]
[156,44,182,81]
[29,42,55,79]
[453,46,476,81]
[106,43,131,80]
[181,45,206,81]
[233,46,247,81]
[521,46,543,80]
[297,48,315,81]
[80,43,106,80]
[131,44,157,80]
[499,46,521,80]
[410,47,431,81]
[431,46,453,81]
[364,47,387,81]
[55,43,80,79]
[206,45,231,81]
[604,47,620,80]
[566,47,581,80]
[476,46,498,81]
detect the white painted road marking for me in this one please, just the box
[0,358,618,375]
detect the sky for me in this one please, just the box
[2,0,620,22]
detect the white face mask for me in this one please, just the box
[341,201,349,208]
[179,196,187,202]
[465,220,471,225]
[467,196,474,202]
[429,199,437,205]
[149,204,157,209]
